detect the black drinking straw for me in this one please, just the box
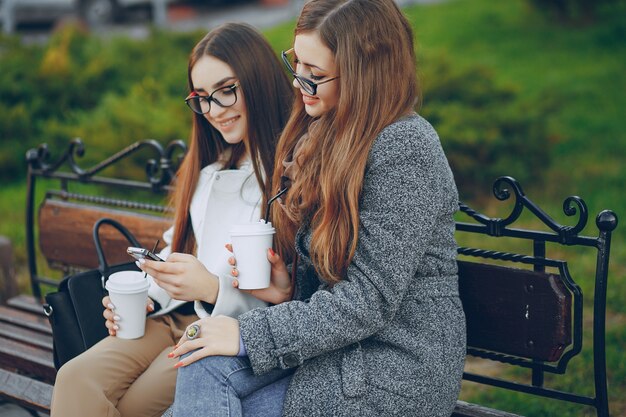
[264,188,289,223]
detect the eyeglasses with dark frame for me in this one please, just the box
[185,82,240,115]
[281,48,339,96]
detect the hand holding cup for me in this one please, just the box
[229,221,276,290]
[104,271,151,339]
[227,244,292,305]
[102,295,155,336]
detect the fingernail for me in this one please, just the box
[113,324,119,330]
[168,352,175,358]
[269,248,276,257]
[138,258,146,265]
[148,304,155,312]
[113,315,121,321]
[135,261,141,268]
[231,268,237,276]
[107,303,115,309]
[174,361,183,369]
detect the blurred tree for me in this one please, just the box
[0,23,197,181]
[525,0,622,25]
[420,55,558,200]
[0,23,555,195]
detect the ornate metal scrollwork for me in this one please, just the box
[26,138,86,174]
[165,139,187,167]
[26,138,188,191]
[66,139,88,176]
[560,196,588,239]
[459,176,595,244]
[163,139,188,185]
[492,176,525,228]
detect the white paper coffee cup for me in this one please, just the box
[105,271,150,339]
[230,221,276,290]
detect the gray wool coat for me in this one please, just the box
[239,113,466,417]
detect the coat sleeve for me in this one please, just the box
[239,117,459,375]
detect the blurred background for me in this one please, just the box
[0,0,304,36]
[0,0,624,416]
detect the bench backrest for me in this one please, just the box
[25,139,187,299]
[38,200,171,270]
[455,176,617,417]
[458,260,572,363]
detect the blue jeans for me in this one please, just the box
[172,355,295,417]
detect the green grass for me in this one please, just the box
[0,181,31,293]
[404,0,626,204]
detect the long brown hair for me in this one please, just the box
[171,23,293,254]
[272,0,419,283]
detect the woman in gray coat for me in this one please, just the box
[156,0,466,415]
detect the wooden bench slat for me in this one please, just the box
[0,337,55,384]
[6,295,45,316]
[0,306,51,335]
[0,368,53,413]
[0,321,53,351]
[39,200,172,271]
[458,261,572,362]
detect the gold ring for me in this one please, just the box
[186,324,200,340]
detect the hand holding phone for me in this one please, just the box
[127,246,164,262]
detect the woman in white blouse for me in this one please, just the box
[50,22,293,417]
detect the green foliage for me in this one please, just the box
[525,0,624,25]
[0,25,201,181]
[42,77,190,178]
[0,181,29,293]
[0,20,555,198]
[419,56,557,199]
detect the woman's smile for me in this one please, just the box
[301,93,319,106]
[216,115,241,130]
[191,54,248,145]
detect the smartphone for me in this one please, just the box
[127,246,164,262]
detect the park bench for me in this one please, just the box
[0,139,618,417]
[450,177,617,417]
[0,138,185,415]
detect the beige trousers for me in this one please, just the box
[50,312,197,417]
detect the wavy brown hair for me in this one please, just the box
[171,23,293,254]
[271,0,419,283]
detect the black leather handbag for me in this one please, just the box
[43,218,142,369]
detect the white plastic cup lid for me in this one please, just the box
[105,271,150,294]
[230,220,276,237]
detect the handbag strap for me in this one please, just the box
[92,218,142,281]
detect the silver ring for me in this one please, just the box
[186,324,200,340]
